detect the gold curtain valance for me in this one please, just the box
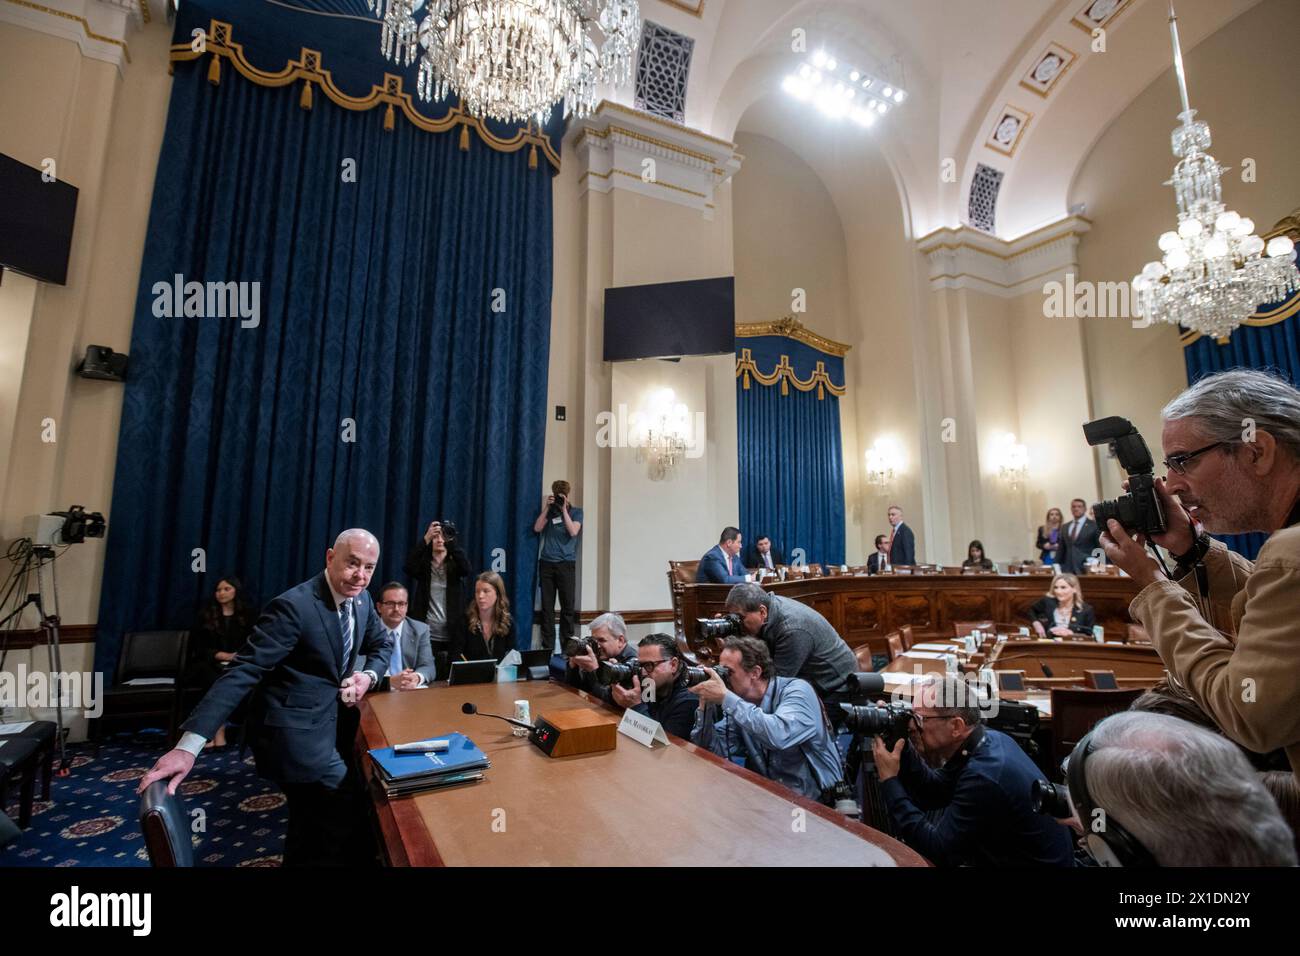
[170,19,561,171]
[735,316,851,357]
[736,348,846,400]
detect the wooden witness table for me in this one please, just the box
[357,679,927,867]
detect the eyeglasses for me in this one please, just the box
[638,659,672,672]
[378,600,408,608]
[1163,441,1232,475]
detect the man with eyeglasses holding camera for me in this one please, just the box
[607,633,697,740]
[872,674,1074,866]
[1099,369,1300,782]
[564,612,638,703]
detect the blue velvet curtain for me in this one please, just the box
[1181,288,1299,559]
[736,335,846,566]
[94,0,556,673]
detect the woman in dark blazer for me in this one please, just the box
[1026,573,1096,638]
[404,519,471,651]
[1035,508,1064,565]
[454,571,515,663]
[962,540,996,572]
[187,576,256,747]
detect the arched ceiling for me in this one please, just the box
[632,0,1267,240]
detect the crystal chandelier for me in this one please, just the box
[1131,3,1298,339]
[367,0,641,125]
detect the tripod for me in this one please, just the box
[0,547,71,774]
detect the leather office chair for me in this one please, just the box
[1049,687,1145,772]
[138,780,194,866]
[0,720,56,803]
[852,643,875,672]
[0,736,40,827]
[886,633,904,662]
[953,620,995,638]
[898,625,915,651]
[90,630,189,753]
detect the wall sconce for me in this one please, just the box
[634,388,690,481]
[996,432,1029,490]
[865,438,902,492]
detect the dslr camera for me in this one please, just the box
[695,613,744,643]
[596,658,640,690]
[546,494,567,521]
[685,664,732,688]
[1030,779,1073,818]
[839,701,915,749]
[562,636,599,660]
[1082,416,1166,536]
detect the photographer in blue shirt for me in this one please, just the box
[533,479,583,650]
[691,636,844,803]
[872,674,1074,866]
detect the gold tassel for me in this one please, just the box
[781,376,789,397]
[528,144,538,170]
[459,124,470,152]
[742,371,750,390]
[300,80,313,110]
[207,53,221,86]
[383,103,395,131]
[817,382,825,400]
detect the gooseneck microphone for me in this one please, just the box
[461,701,535,730]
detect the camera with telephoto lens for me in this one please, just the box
[839,701,914,749]
[695,613,744,643]
[1030,779,1073,818]
[596,658,640,690]
[562,636,599,660]
[844,671,886,702]
[1082,416,1167,536]
[685,664,732,688]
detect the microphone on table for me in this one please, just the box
[1039,661,1055,678]
[461,701,535,731]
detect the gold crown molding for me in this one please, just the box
[735,348,846,399]
[657,0,704,18]
[595,100,737,151]
[1262,208,1300,242]
[607,125,716,165]
[3,0,131,62]
[735,317,851,357]
[170,19,560,170]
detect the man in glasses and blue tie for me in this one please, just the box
[138,528,393,866]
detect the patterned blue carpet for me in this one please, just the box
[1,729,286,867]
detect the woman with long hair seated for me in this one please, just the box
[962,539,997,572]
[1027,573,1096,639]
[454,571,515,663]
[187,575,256,747]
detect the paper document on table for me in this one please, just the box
[0,722,34,734]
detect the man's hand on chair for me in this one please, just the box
[137,749,196,795]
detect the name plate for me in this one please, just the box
[618,709,669,748]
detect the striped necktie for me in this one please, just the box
[339,598,354,670]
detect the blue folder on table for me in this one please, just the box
[368,732,490,783]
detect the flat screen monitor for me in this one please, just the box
[0,153,79,285]
[603,276,735,361]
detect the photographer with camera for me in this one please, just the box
[690,637,845,803]
[607,633,698,740]
[871,674,1074,866]
[719,583,857,708]
[1095,369,1300,782]
[404,518,471,656]
[564,612,638,703]
[533,479,583,650]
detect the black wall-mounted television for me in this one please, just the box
[603,276,735,362]
[0,153,79,286]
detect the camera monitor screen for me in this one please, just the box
[447,660,498,686]
[996,670,1026,692]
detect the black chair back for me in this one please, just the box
[138,780,194,866]
[117,630,189,683]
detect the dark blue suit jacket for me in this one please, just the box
[881,727,1074,866]
[182,572,392,787]
[696,544,748,584]
[888,523,916,566]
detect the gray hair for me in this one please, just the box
[1162,369,1300,460]
[1086,711,1297,866]
[916,674,985,728]
[588,612,627,639]
[333,528,379,553]
[724,582,771,614]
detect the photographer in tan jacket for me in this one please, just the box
[1099,369,1300,781]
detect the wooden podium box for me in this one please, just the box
[532,707,620,757]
